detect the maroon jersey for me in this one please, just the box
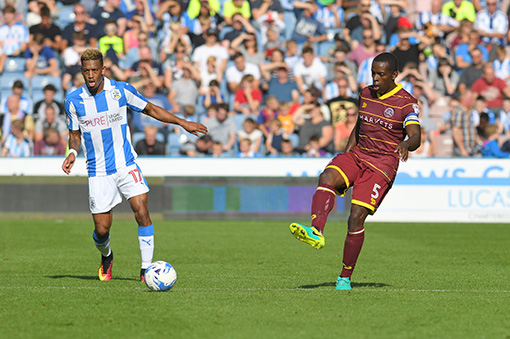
[351,84,420,182]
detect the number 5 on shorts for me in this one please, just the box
[371,183,381,205]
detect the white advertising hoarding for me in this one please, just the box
[0,157,508,223]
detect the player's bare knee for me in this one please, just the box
[318,169,338,186]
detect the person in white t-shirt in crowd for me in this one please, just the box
[226,51,261,94]
[294,45,327,96]
[192,28,229,79]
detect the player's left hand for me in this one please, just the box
[395,141,410,162]
[182,121,208,136]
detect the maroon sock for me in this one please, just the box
[340,228,365,278]
[310,184,336,234]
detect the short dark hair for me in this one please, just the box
[233,51,244,60]
[43,84,57,92]
[373,52,399,74]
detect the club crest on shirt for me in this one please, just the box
[384,107,394,118]
[362,102,367,108]
[111,88,121,101]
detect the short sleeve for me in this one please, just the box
[65,98,80,131]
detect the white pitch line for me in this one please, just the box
[0,286,510,293]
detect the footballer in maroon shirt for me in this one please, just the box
[290,52,421,290]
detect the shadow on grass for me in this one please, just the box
[299,281,391,289]
[47,275,138,281]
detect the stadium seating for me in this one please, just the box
[30,75,64,103]
[4,57,26,73]
[0,73,28,91]
[168,133,186,156]
[57,5,76,30]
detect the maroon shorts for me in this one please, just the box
[325,152,393,214]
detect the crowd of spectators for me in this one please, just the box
[2,0,510,158]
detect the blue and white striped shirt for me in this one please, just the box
[65,77,149,177]
[475,9,508,45]
[0,22,29,56]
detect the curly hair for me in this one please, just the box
[81,49,103,66]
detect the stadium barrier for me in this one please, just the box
[0,157,509,223]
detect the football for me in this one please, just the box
[144,261,177,291]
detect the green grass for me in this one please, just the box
[1,219,510,338]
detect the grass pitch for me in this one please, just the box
[1,219,510,338]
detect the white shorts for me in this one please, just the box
[88,163,150,214]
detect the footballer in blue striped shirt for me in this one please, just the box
[62,49,208,282]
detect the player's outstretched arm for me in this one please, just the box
[395,124,421,162]
[62,130,82,175]
[143,102,208,137]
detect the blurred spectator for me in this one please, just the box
[458,48,486,94]
[34,105,67,144]
[0,5,28,57]
[222,13,256,56]
[238,138,256,157]
[123,15,148,56]
[62,31,89,92]
[261,49,293,85]
[129,46,164,90]
[471,96,497,131]
[180,133,214,156]
[192,28,229,80]
[277,101,294,134]
[123,31,157,70]
[257,13,285,49]
[251,0,283,21]
[415,0,459,42]
[493,45,510,84]
[305,135,327,157]
[454,30,489,70]
[160,18,193,61]
[428,58,459,98]
[481,124,510,157]
[357,42,387,89]
[98,20,125,61]
[294,45,327,95]
[211,141,224,156]
[284,39,301,72]
[442,0,476,23]
[29,5,62,52]
[134,82,173,135]
[238,117,263,153]
[1,119,32,157]
[448,19,473,52]
[168,63,199,113]
[265,118,287,155]
[348,28,377,68]
[474,0,507,49]
[61,4,98,51]
[292,101,333,154]
[471,64,510,111]
[324,63,356,101]
[325,76,357,128]
[125,0,155,32]
[334,105,357,152]
[498,98,510,134]
[280,138,296,156]
[34,127,66,156]
[343,0,381,49]
[226,51,261,94]
[267,66,299,103]
[204,103,237,153]
[187,0,221,20]
[315,0,344,30]
[203,79,225,108]
[33,84,65,121]
[91,0,127,37]
[257,95,280,136]
[392,29,433,72]
[291,1,327,46]
[451,90,477,157]
[157,0,192,46]
[234,74,263,115]
[24,33,60,78]
[233,32,265,65]
[188,6,222,48]
[223,0,251,25]
[327,45,357,84]
[135,125,167,155]
[474,110,492,141]
[0,81,33,117]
